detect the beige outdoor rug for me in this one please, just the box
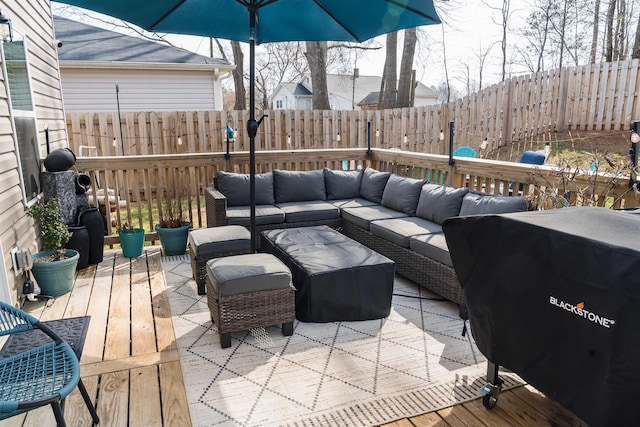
[161,255,522,427]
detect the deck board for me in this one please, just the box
[3,246,589,427]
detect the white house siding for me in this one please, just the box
[0,0,68,304]
[60,67,219,112]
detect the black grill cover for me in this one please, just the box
[442,207,640,427]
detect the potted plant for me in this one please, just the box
[26,199,79,297]
[117,221,145,258]
[155,189,192,256]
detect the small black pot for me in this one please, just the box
[44,148,76,172]
[75,173,91,194]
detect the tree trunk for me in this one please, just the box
[380,31,398,109]
[558,0,568,70]
[633,15,640,59]
[605,0,616,62]
[397,28,417,108]
[231,41,246,110]
[590,0,601,63]
[305,41,330,110]
[614,0,626,60]
[501,0,510,80]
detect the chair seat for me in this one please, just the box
[0,341,78,417]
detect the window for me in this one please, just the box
[276,100,283,109]
[2,31,40,203]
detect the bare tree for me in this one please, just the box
[397,28,417,108]
[605,0,617,61]
[590,0,601,62]
[633,13,640,58]
[231,41,246,110]
[379,31,398,109]
[305,41,331,110]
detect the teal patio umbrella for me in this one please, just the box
[54,0,441,250]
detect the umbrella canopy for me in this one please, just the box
[53,1,440,43]
[54,0,441,251]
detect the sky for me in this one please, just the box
[51,1,532,92]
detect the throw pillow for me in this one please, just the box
[381,175,426,215]
[359,167,391,204]
[216,171,275,206]
[323,168,363,200]
[273,169,326,203]
[459,192,527,215]
[416,183,469,224]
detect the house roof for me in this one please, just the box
[281,82,312,96]
[53,16,231,67]
[358,91,381,106]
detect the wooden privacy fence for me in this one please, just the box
[67,59,640,159]
[73,148,639,245]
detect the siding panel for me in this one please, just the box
[60,68,217,112]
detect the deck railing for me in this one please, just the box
[74,148,639,245]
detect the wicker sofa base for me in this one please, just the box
[342,220,465,314]
[205,274,295,348]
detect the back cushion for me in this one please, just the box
[273,169,326,203]
[381,175,426,215]
[216,171,275,206]
[359,167,391,204]
[323,168,363,200]
[459,192,527,215]
[416,183,469,224]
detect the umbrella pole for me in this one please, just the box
[248,7,257,253]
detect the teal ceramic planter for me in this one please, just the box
[119,228,145,258]
[30,249,79,297]
[155,223,192,256]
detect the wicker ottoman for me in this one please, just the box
[189,226,252,295]
[205,253,295,348]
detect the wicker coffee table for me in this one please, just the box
[261,225,395,322]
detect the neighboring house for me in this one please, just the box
[54,16,234,112]
[0,0,70,303]
[270,73,438,110]
[270,82,312,110]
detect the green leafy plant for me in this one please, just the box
[26,199,71,261]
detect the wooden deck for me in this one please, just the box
[7,246,587,427]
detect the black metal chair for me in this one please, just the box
[0,301,99,426]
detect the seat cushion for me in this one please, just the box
[341,205,409,230]
[370,217,442,248]
[416,183,469,224]
[330,198,379,209]
[189,225,251,259]
[459,192,528,215]
[359,167,391,204]
[409,233,453,267]
[226,205,285,226]
[273,169,326,203]
[206,253,292,297]
[381,175,426,215]
[323,168,363,200]
[276,201,341,223]
[216,171,275,206]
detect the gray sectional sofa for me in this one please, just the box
[205,167,529,312]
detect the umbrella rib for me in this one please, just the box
[150,0,188,30]
[310,0,360,41]
[386,0,440,21]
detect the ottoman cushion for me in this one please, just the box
[189,225,251,259]
[206,253,292,297]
